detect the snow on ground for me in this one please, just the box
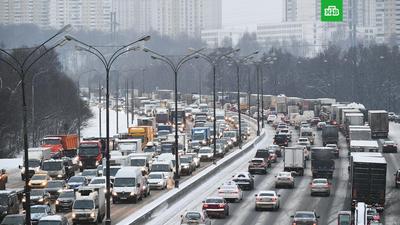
[0,158,22,170]
[81,105,135,138]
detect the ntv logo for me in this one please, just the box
[321,0,343,22]
[324,6,340,17]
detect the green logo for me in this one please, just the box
[321,0,343,22]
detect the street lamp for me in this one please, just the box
[0,24,70,223]
[189,48,240,162]
[223,51,259,148]
[65,34,150,225]
[31,70,48,145]
[261,55,277,128]
[143,47,203,187]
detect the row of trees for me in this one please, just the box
[0,47,92,157]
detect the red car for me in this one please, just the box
[367,207,381,223]
[202,196,229,218]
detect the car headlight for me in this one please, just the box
[112,192,117,196]
[57,174,62,178]
[79,161,83,166]
[2,211,7,215]
[22,198,26,203]
[57,189,63,193]
[72,213,76,219]
[56,200,59,205]
[38,198,44,202]
[130,192,135,196]
[28,181,32,186]
[41,182,46,186]
[90,212,95,218]
[95,161,99,166]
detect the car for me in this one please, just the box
[44,180,66,200]
[310,117,321,126]
[31,205,54,225]
[29,173,50,189]
[88,177,112,192]
[275,171,295,188]
[337,211,351,225]
[22,189,50,208]
[147,172,167,190]
[268,144,282,157]
[382,140,397,153]
[55,189,75,212]
[278,128,292,141]
[231,172,254,190]
[215,139,229,152]
[180,156,195,176]
[198,147,213,161]
[273,134,289,147]
[395,169,400,188]
[268,149,278,163]
[254,191,280,211]
[180,211,211,225]
[316,122,326,130]
[326,144,339,158]
[267,114,277,123]
[367,207,381,223]
[221,137,234,149]
[185,153,200,168]
[81,169,99,183]
[388,112,396,121]
[254,149,272,167]
[217,181,243,202]
[291,211,320,225]
[0,214,26,225]
[202,197,229,218]
[310,178,331,196]
[297,137,311,148]
[67,175,88,190]
[276,124,288,133]
[248,158,268,174]
[215,143,225,157]
[38,215,69,225]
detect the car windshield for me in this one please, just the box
[149,174,162,179]
[130,159,146,166]
[259,192,274,197]
[151,164,170,172]
[42,162,62,171]
[73,199,94,209]
[367,208,377,215]
[301,132,313,136]
[28,159,41,167]
[114,178,136,187]
[106,167,121,177]
[278,173,290,177]
[185,212,201,220]
[1,216,24,224]
[193,133,205,140]
[295,212,315,218]
[223,132,235,138]
[205,198,223,203]
[31,175,47,180]
[118,143,137,152]
[30,207,46,214]
[82,170,97,177]
[251,159,263,163]
[31,189,44,196]
[90,179,105,185]
[199,149,211,153]
[79,146,99,156]
[180,157,191,163]
[47,182,63,188]
[69,176,85,183]
[59,191,74,198]
[144,146,156,153]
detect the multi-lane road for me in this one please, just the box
[141,122,400,225]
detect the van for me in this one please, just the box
[0,190,19,220]
[354,202,367,225]
[112,167,144,204]
[150,160,174,179]
[157,153,180,174]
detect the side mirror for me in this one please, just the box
[202,200,205,203]
[19,165,22,169]
[278,194,281,197]
[309,182,312,185]
[180,215,183,218]
[137,183,140,188]
[290,215,294,218]
[317,216,320,218]
[254,194,257,197]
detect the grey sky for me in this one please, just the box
[222,0,283,28]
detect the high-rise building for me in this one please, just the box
[0,0,51,28]
[383,0,400,45]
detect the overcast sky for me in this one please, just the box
[222,0,283,29]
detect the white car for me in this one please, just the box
[275,172,295,188]
[279,129,292,141]
[267,115,277,123]
[254,191,280,211]
[198,147,213,161]
[218,181,243,202]
[147,172,167,190]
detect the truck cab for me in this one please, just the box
[300,127,315,145]
[72,186,105,224]
[116,139,142,156]
[40,159,73,180]
[78,141,103,171]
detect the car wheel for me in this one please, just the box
[255,206,259,211]
[226,209,229,216]
[132,196,137,204]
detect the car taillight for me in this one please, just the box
[313,223,317,225]
[256,197,262,201]
[203,204,208,208]
[218,203,224,208]
[271,197,277,202]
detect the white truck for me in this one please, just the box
[126,153,153,175]
[349,140,379,153]
[283,147,306,176]
[348,126,371,141]
[300,127,315,145]
[20,147,52,180]
[72,186,105,224]
[116,139,142,156]
[112,167,145,204]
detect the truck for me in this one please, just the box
[368,110,389,138]
[190,127,211,151]
[322,125,339,146]
[40,159,74,180]
[350,153,387,210]
[283,147,306,176]
[311,147,335,178]
[137,117,156,133]
[20,147,52,180]
[155,108,169,124]
[170,109,186,131]
[349,140,379,153]
[72,186,105,224]
[40,134,79,157]
[348,126,371,142]
[128,126,154,147]
[77,140,103,171]
[300,127,315,144]
[344,113,364,135]
[116,139,142,156]
[0,190,19,220]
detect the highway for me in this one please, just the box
[142,122,400,225]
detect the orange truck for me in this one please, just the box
[40,134,79,158]
[128,126,154,148]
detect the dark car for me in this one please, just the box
[23,189,50,208]
[268,144,282,157]
[291,211,319,225]
[202,197,229,218]
[180,156,195,176]
[31,205,53,225]
[254,149,271,167]
[67,176,88,190]
[232,172,254,190]
[0,214,25,225]
[44,180,66,200]
[382,140,397,153]
[248,158,268,174]
[55,189,75,212]
[273,134,289,147]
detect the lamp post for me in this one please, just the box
[223,51,259,148]
[190,49,240,161]
[0,24,70,223]
[32,70,48,145]
[65,34,151,225]
[143,47,204,186]
[261,55,277,128]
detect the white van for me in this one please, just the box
[354,202,367,225]
[112,167,144,204]
[300,127,315,145]
[150,160,174,179]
